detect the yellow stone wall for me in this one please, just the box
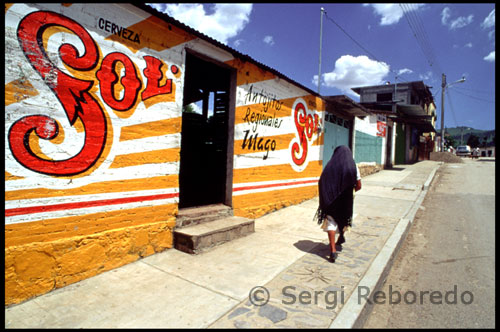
[5,4,324,305]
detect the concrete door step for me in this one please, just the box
[174,216,255,254]
[176,204,233,228]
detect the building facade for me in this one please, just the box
[5,3,327,305]
[352,81,436,165]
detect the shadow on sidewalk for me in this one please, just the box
[293,240,331,262]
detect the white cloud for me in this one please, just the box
[419,71,433,81]
[488,30,495,41]
[441,7,474,30]
[450,15,474,29]
[364,4,425,26]
[484,51,495,62]
[464,42,473,48]
[481,9,495,29]
[441,7,451,25]
[263,35,275,46]
[397,68,413,76]
[315,55,390,96]
[233,39,244,48]
[148,4,253,44]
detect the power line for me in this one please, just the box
[448,86,496,103]
[399,4,443,78]
[451,85,496,96]
[401,3,441,74]
[323,11,410,84]
[445,89,459,128]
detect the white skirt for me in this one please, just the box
[321,215,339,232]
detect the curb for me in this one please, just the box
[329,163,441,328]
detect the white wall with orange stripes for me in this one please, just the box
[5,3,324,305]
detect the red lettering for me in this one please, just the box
[291,102,308,166]
[10,11,179,177]
[291,101,320,167]
[96,52,142,111]
[141,55,172,101]
[11,11,107,176]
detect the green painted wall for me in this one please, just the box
[354,130,382,164]
[323,121,349,168]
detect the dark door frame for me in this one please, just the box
[181,48,236,208]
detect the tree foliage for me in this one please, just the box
[466,134,481,148]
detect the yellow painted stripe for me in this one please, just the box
[5,3,14,13]
[5,172,24,181]
[5,174,179,201]
[105,15,196,53]
[233,185,318,219]
[108,148,180,169]
[119,117,182,141]
[225,58,276,86]
[5,79,39,106]
[235,94,324,126]
[5,203,177,247]
[233,161,322,184]
[234,133,296,156]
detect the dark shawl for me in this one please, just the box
[315,146,357,229]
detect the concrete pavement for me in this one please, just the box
[5,160,442,328]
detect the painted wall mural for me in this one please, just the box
[10,10,179,177]
[5,3,325,305]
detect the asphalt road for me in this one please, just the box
[363,157,495,328]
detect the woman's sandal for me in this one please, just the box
[329,251,338,263]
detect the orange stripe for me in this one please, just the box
[233,185,318,219]
[5,172,24,181]
[120,117,182,141]
[6,192,178,217]
[233,162,322,184]
[5,203,177,247]
[234,178,318,192]
[5,174,178,201]
[234,133,296,155]
[235,94,324,126]
[5,79,39,106]
[109,148,180,169]
[5,3,14,13]
[105,15,196,53]
[225,58,276,86]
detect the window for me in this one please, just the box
[377,93,393,102]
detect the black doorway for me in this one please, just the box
[179,51,234,209]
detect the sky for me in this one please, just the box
[147,3,496,131]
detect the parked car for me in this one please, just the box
[456,145,471,157]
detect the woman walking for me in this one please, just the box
[315,146,361,263]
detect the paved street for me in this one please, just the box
[4,161,445,328]
[364,157,495,328]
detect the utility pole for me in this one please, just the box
[440,74,466,151]
[318,7,325,95]
[440,73,446,152]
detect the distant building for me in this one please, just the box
[352,81,437,166]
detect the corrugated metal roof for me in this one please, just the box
[134,4,321,98]
[324,95,372,117]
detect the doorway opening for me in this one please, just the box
[179,51,234,209]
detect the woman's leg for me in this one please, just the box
[327,230,336,253]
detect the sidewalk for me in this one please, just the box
[5,161,442,328]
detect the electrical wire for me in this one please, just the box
[399,4,443,78]
[445,89,459,128]
[451,85,496,96]
[448,86,495,103]
[323,11,410,84]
